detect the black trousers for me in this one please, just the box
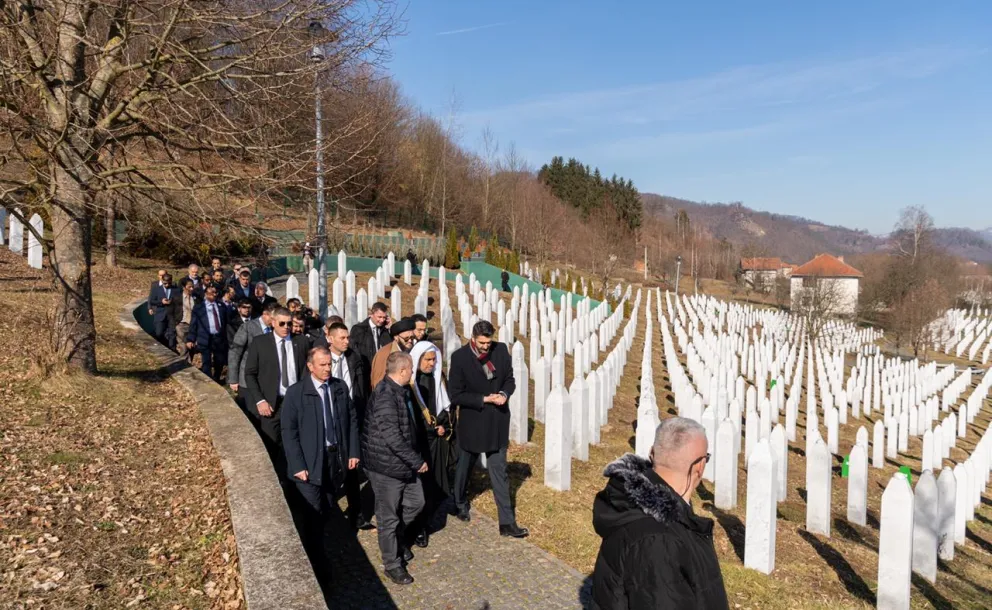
[199,334,227,382]
[453,445,515,526]
[244,394,286,480]
[293,447,342,565]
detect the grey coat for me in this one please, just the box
[227,318,269,386]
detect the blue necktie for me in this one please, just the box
[321,383,337,446]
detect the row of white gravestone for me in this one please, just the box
[5,210,44,269]
[652,289,992,605]
[544,288,637,491]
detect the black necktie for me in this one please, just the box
[280,339,290,388]
[372,325,379,346]
[321,383,337,446]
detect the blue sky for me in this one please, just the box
[386,1,992,234]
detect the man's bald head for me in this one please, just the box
[651,417,708,471]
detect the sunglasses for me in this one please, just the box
[276,321,290,327]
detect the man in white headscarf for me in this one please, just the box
[407,340,454,548]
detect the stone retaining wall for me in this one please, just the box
[119,298,326,610]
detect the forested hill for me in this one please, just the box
[642,193,992,264]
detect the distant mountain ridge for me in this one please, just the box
[641,194,992,264]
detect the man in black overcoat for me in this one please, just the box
[448,320,528,538]
[281,346,361,572]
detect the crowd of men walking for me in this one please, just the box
[146,259,529,586]
[147,257,729,605]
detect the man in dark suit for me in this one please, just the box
[449,320,528,538]
[250,281,278,318]
[319,321,373,529]
[349,302,391,383]
[282,346,360,570]
[244,306,309,474]
[227,298,254,345]
[148,273,177,348]
[185,285,228,382]
[232,269,254,302]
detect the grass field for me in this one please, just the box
[0,251,243,609]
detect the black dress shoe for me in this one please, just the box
[456,507,471,522]
[400,546,414,562]
[353,517,375,531]
[414,530,429,548]
[499,523,529,538]
[385,566,414,585]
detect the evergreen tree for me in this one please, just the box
[445,229,461,269]
[468,225,480,252]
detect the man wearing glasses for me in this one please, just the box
[244,307,310,478]
[590,417,728,609]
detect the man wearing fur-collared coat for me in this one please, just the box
[590,417,729,610]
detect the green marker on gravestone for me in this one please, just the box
[842,455,850,478]
[769,379,777,391]
[898,465,912,485]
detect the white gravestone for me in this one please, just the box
[404,259,412,285]
[877,473,914,610]
[806,436,832,537]
[770,424,787,502]
[847,444,868,526]
[8,209,23,254]
[534,357,549,423]
[27,214,42,269]
[744,439,777,575]
[509,342,529,445]
[871,419,885,468]
[715,418,738,510]
[337,250,347,278]
[912,471,938,584]
[544,387,572,491]
[953,464,968,545]
[936,468,956,561]
[570,376,589,461]
[308,268,319,308]
[391,287,402,321]
[285,275,300,301]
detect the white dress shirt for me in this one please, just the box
[331,351,352,398]
[205,301,222,335]
[277,335,298,397]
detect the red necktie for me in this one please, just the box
[210,304,221,331]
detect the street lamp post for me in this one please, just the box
[310,22,328,316]
[675,255,683,295]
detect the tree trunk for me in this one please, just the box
[105,198,118,268]
[49,170,98,374]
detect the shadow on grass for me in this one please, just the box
[707,504,745,562]
[911,574,954,610]
[797,529,875,605]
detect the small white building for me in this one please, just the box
[739,257,793,292]
[790,254,862,317]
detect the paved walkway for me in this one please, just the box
[268,274,591,609]
[318,503,590,610]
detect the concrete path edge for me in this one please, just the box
[119,298,326,610]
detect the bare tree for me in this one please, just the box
[480,125,498,230]
[792,273,849,341]
[0,0,399,372]
[894,205,935,263]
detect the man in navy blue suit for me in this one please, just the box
[148,273,177,348]
[185,285,228,382]
[282,346,360,570]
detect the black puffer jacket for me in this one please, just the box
[591,454,729,610]
[362,376,424,481]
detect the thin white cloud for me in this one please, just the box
[436,22,509,36]
[461,46,985,128]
